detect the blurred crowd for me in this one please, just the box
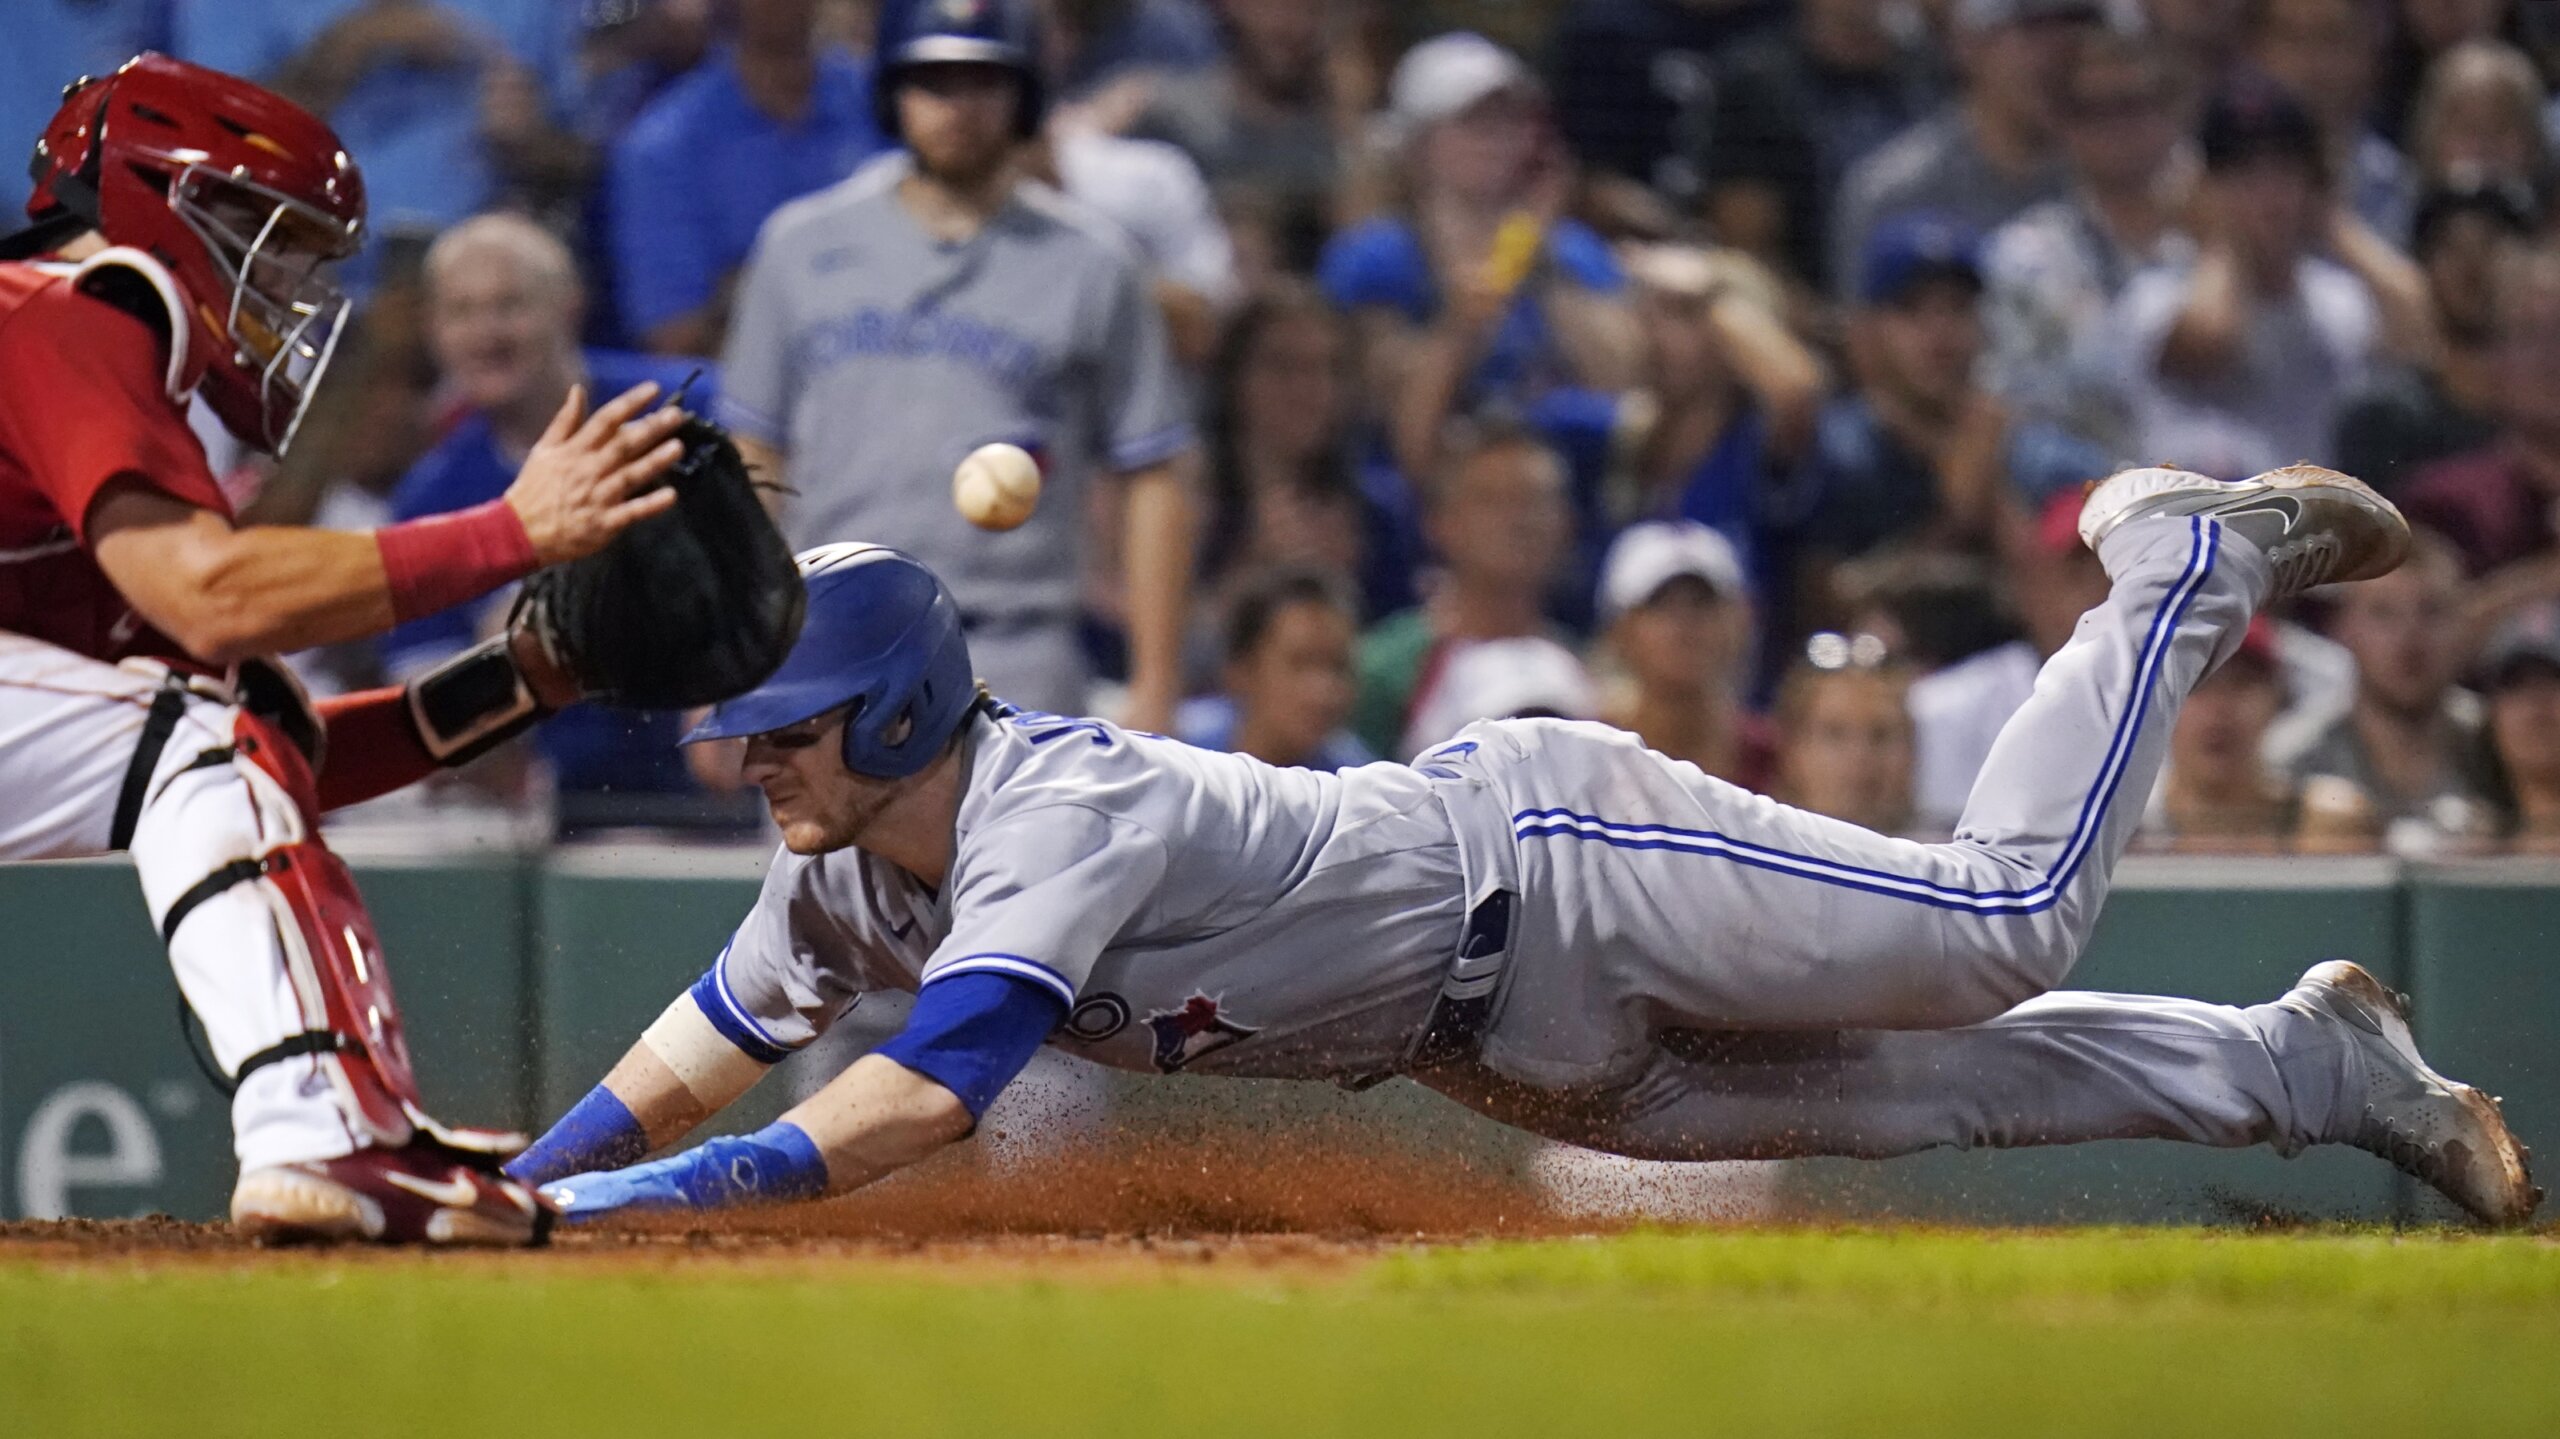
[28,0,2560,857]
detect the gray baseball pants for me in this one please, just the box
[1422,515,2358,1159]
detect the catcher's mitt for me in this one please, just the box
[517,408,805,709]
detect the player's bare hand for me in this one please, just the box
[505,382,687,567]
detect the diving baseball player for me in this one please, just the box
[513,467,2541,1228]
[0,56,695,1245]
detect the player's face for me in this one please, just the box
[740,706,908,854]
[899,64,1022,186]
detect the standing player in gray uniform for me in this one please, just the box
[716,0,1195,729]
[507,467,2541,1227]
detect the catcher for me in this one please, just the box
[0,55,799,1246]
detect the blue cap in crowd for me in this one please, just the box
[1859,212,1985,306]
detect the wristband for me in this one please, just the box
[504,1085,647,1187]
[405,633,544,765]
[375,499,539,623]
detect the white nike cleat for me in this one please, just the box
[233,1138,555,1247]
[2275,960,2541,1228]
[2078,463,2411,599]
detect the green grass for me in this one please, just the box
[5,1229,2556,1438]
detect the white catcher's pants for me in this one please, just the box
[1423,516,2359,1159]
[0,634,353,1171]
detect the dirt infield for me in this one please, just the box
[0,1136,1607,1271]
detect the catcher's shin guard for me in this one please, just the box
[144,704,524,1156]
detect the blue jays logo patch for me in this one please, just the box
[1146,993,1258,1072]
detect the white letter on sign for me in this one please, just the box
[18,1082,164,1220]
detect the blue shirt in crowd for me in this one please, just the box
[381,351,712,796]
[608,46,886,341]
[174,0,581,248]
[2,1,172,217]
[1318,217,1627,404]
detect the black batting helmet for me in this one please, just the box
[873,0,1046,141]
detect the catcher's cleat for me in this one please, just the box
[233,1138,555,1247]
[2078,463,2410,599]
[2276,960,2542,1227]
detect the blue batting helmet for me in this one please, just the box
[873,0,1047,141]
[683,544,978,779]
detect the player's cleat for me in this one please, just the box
[2276,960,2542,1227]
[2078,463,2411,598]
[232,1139,556,1247]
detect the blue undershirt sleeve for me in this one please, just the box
[872,971,1066,1120]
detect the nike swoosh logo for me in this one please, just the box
[888,916,917,941]
[383,1169,482,1209]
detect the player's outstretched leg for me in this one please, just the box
[1462,465,2409,1064]
[1420,961,2539,1226]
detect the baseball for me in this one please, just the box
[953,442,1042,531]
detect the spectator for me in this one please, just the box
[1175,567,1373,771]
[1831,548,2021,672]
[2282,530,2502,856]
[1033,120,1238,367]
[2,2,173,216]
[1044,0,1223,99]
[1594,521,1768,787]
[379,214,712,814]
[2101,81,2428,482]
[1198,281,1371,605]
[1610,243,1826,541]
[577,0,716,143]
[2406,39,2552,196]
[1982,27,2197,457]
[2477,599,2560,851]
[1131,0,1358,271]
[718,0,1196,728]
[1353,422,1572,758]
[2333,180,2536,492]
[1825,0,2105,304]
[1906,491,2109,833]
[2404,244,2560,573]
[2377,0,2526,145]
[1697,0,1944,291]
[1400,634,1598,760]
[2248,0,2413,238]
[2140,616,2298,852]
[175,1,586,259]
[1767,215,2108,649]
[2140,0,2253,83]
[1546,0,1786,208]
[1769,632,1916,834]
[609,0,888,356]
[1320,32,1640,481]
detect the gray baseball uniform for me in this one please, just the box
[707,515,2358,1164]
[716,153,1193,713]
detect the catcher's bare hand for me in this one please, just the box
[506,382,687,566]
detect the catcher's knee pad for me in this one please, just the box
[128,705,443,1149]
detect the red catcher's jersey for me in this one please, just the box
[0,260,232,668]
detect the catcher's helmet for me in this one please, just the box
[684,544,978,780]
[873,0,1046,141]
[3,54,364,456]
